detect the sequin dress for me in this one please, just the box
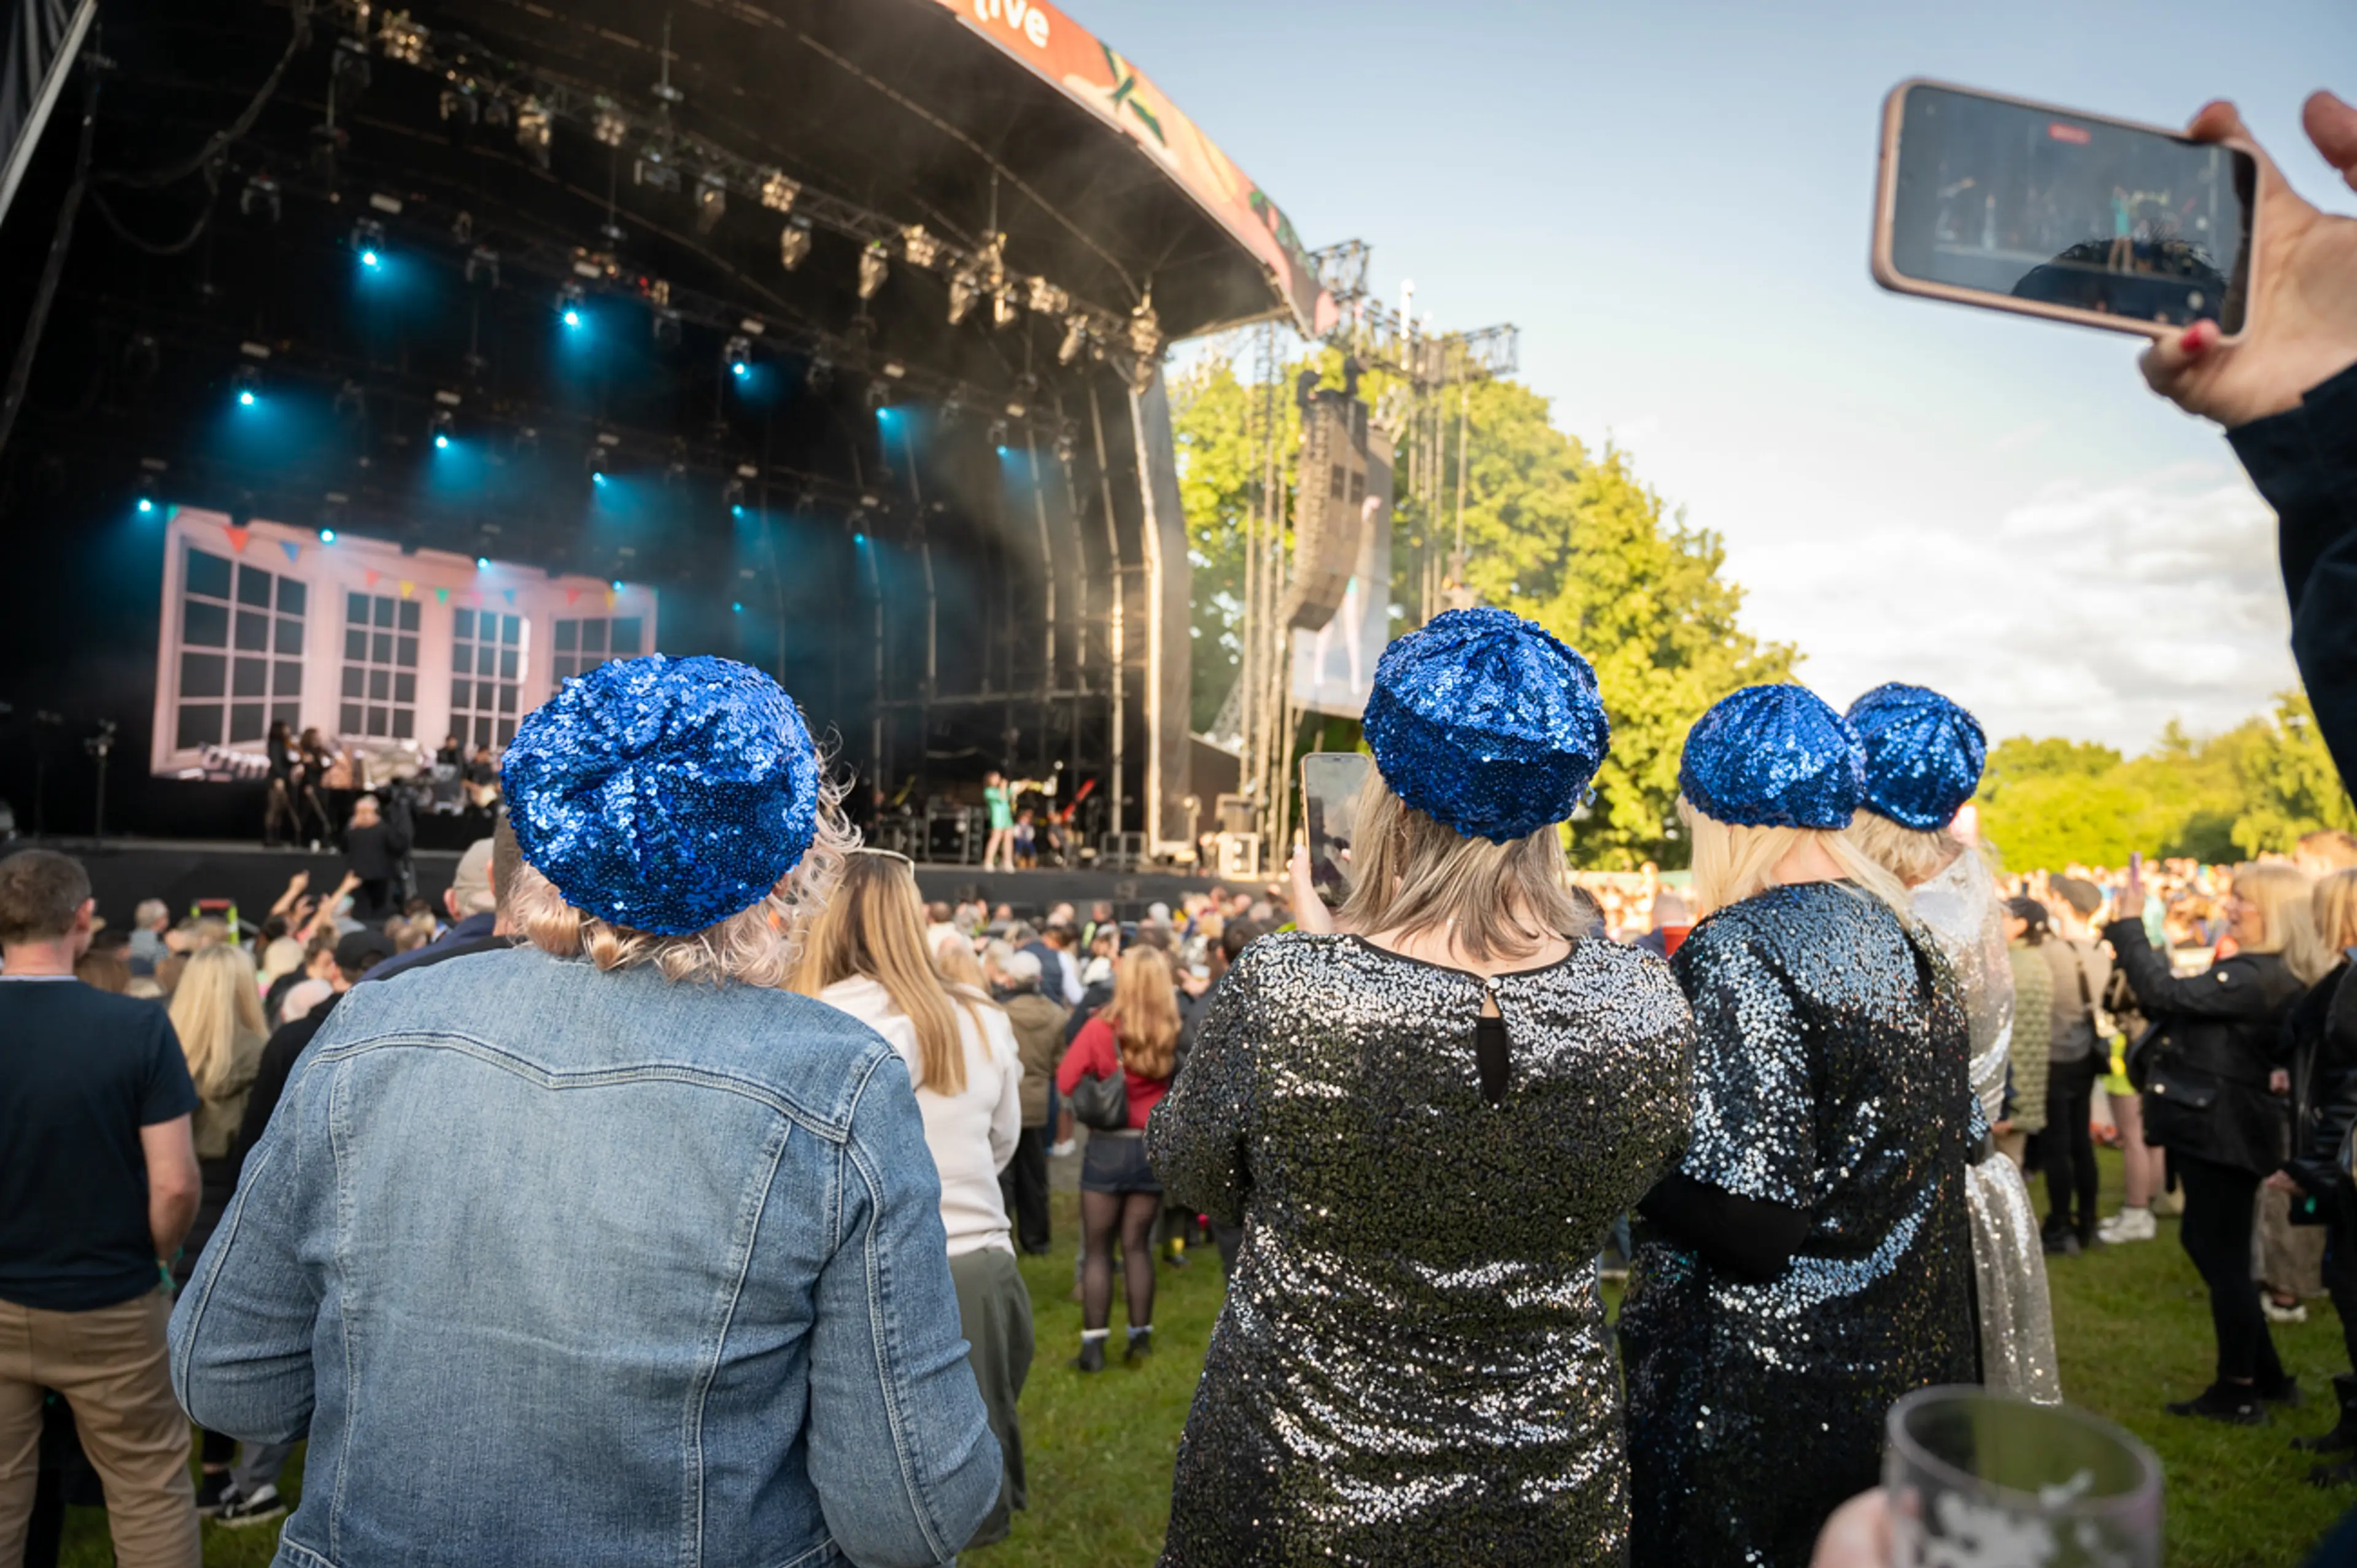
[1620,882,1978,1568]
[1913,851,2061,1404]
[1147,932,1695,1567]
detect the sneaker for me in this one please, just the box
[218,1485,286,1528]
[2098,1207,2158,1244]
[2167,1383,2269,1425]
[1049,1140,1077,1159]
[2266,1297,2312,1325]
[195,1471,234,1517]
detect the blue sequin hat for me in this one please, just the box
[503,654,820,935]
[1362,606,1611,844]
[1844,682,1988,831]
[1678,683,1864,830]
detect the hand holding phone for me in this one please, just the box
[1299,752,1371,911]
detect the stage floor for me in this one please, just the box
[39,836,1229,929]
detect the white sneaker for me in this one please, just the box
[1049,1140,1077,1158]
[2266,1297,2311,1325]
[2097,1207,2158,1244]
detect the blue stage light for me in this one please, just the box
[319,528,336,543]
[853,532,867,545]
[732,601,744,614]
[476,556,490,569]
[731,504,745,519]
[238,390,256,407]
[434,432,451,450]
[563,308,582,328]
[136,498,155,515]
[360,249,381,269]
[590,469,607,485]
[732,362,748,379]
[610,579,623,591]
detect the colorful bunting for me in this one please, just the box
[279,540,301,564]
[435,587,449,604]
[565,587,581,606]
[503,589,517,606]
[365,569,380,588]
[224,526,250,554]
[603,589,617,609]
[398,580,415,599]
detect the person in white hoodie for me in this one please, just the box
[793,847,1031,1550]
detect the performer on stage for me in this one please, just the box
[1620,684,1977,1568]
[1844,681,2061,1404]
[1148,607,1694,1567]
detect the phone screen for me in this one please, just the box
[1887,83,2254,331]
[1299,752,1371,910]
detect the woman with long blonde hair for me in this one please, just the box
[2110,855,2332,1424]
[1622,683,1978,1566]
[792,848,1031,1548]
[1056,944,1180,1370]
[2280,869,2357,1477]
[1148,608,1693,1563]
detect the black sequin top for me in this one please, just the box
[1147,931,1695,1567]
[1619,881,1977,1568]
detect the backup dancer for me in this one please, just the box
[1846,681,2061,1404]
[1620,684,1978,1568]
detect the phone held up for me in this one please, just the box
[1871,80,2259,340]
[1299,752,1372,911]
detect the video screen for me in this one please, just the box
[1889,84,2254,331]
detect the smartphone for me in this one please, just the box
[1872,80,2257,339]
[1299,751,1371,909]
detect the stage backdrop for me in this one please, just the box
[150,508,655,778]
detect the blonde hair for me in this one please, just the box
[1337,772,1599,961]
[514,771,853,991]
[1102,946,1180,1080]
[2314,870,2357,954]
[791,851,986,1095]
[168,942,265,1100]
[1845,811,1965,889]
[2235,861,2334,984]
[258,936,305,984]
[934,937,989,997]
[1683,797,1911,917]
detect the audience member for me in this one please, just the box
[2281,870,2357,1483]
[341,795,404,920]
[2040,878,2115,1256]
[988,946,1069,1256]
[126,900,170,976]
[0,849,203,1567]
[1999,898,2054,1172]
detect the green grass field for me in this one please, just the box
[58,1153,2357,1566]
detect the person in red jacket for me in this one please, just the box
[1056,946,1178,1370]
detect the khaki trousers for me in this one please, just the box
[0,1288,201,1568]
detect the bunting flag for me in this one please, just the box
[365,568,381,588]
[603,589,617,609]
[279,540,301,564]
[565,587,581,606]
[398,580,415,599]
[434,587,449,604]
[224,525,250,554]
[503,589,517,606]
[471,589,485,606]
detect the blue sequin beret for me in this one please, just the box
[1844,682,1987,831]
[1363,606,1611,843]
[503,654,820,935]
[1678,683,1864,830]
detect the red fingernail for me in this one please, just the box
[2183,321,2216,353]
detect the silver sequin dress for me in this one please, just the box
[1619,882,1978,1568]
[1913,851,2062,1404]
[1146,931,1695,1567]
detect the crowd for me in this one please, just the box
[0,88,2355,1568]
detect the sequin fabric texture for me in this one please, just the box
[1914,852,2061,1404]
[1361,607,1611,843]
[1676,686,1865,830]
[1844,683,1988,831]
[1620,882,1977,1568]
[1146,932,1695,1566]
[503,654,819,935]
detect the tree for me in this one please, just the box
[2231,690,2357,854]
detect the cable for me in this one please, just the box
[0,68,101,458]
[99,1,311,190]
[87,167,219,255]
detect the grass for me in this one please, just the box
[60,1162,2356,1566]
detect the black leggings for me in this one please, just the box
[2176,1151,2285,1386]
[1081,1190,1159,1334]
[2044,1055,2102,1237]
[2328,1184,2357,1373]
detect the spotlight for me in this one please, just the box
[557,281,585,328]
[591,109,627,148]
[760,171,800,212]
[331,37,371,99]
[611,580,624,592]
[238,173,281,223]
[694,176,727,234]
[732,601,744,614]
[439,87,479,146]
[948,269,980,326]
[476,555,490,570]
[1057,313,1088,365]
[381,14,428,64]
[1129,295,1163,360]
[319,527,336,543]
[430,409,454,449]
[881,361,906,379]
[351,217,385,269]
[778,217,812,271]
[231,364,261,407]
[1055,422,1078,463]
[857,241,888,301]
[652,307,683,348]
[806,356,833,392]
[514,98,551,167]
[902,225,942,269]
[137,496,155,515]
[1026,276,1070,315]
[722,477,746,508]
[465,245,500,288]
[986,417,1009,448]
[866,382,890,414]
[724,334,751,379]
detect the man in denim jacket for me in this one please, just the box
[170,655,1001,1567]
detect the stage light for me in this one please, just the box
[352,217,385,269]
[476,556,490,569]
[136,496,155,514]
[429,408,455,450]
[723,477,746,508]
[557,281,586,328]
[724,334,751,380]
[695,176,727,234]
[857,241,889,300]
[611,580,624,592]
[319,527,336,543]
[806,357,833,392]
[231,364,261,407]
[515,98,551,167]
[948,270,980,326]
[986,418,1009,448]
[652,308,683,348]
[331,37,371,99]
[465,245,500,288]
[382,14,428,64]
[902,225,942,269]
[1058,314,1088,365]
[592,109,627,148]
[238,173,281,223]
[1028,276,1070,315]
[761,171,800,213]
[778,217,812,272]
[591,469,608,486]
[1129,296,1163,360]
[732,601,744,614]
[853,531,867,545]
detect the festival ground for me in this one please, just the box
[52,1148,2351,1568]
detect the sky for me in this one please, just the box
[1077,0,2357,753]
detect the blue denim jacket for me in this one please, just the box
[169,944,1000,1568]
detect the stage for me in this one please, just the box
[60,836,1226,932]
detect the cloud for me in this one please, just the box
[1730,469,2297,752]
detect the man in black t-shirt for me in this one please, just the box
[0,849,204,1566]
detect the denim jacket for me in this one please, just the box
[169,944,1000,1568]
